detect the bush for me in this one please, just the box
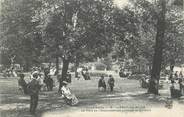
[95,64,106,70]
[89,72,108,77]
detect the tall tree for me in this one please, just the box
[38,0,114,91]
[148,0,166,94]
[0,0,43,71]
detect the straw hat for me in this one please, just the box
[62,81,68,85]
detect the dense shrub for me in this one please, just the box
[89,72,108,77]
[95,64,106,70]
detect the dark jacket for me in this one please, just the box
[98,79,106,88]
[18,78,27,88]
[27,79,41,96]
[108,77,115,86]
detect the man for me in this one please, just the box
[18,73,27,94]
[179,78,184,95]
[179,71,183,78]
[44,71,53,91]
[98,75,106,91]
[108,75,115,92]
[174,71,178,79]
[47,74,54,91]
[27,72,41,114]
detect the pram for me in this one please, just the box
[61,85,79,106]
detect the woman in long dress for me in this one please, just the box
[61,81,79,106]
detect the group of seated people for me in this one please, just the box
[169,71,184,98]
[18,70,54,94]
[170,78,184,98]
[98,75,115,92]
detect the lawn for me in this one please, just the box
[0,74,184,117]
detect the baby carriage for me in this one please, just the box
[60,82,79,106]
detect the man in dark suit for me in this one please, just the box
[108,75,115,92]
[27,72,41,114]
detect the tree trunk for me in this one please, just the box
[24,59,30,72]
[148,0,166,95]
[58,58,70,91]
[169,59,175,80]
[75,58,79,78]
[48,61,51,70]
[55,56,59,75]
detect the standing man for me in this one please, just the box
[27,72,41,114]
[47,75,54,91]
[108,75,115,92]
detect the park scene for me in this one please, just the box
[0,0,184,117]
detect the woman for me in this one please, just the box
[98,75,106,91]
[61,81,79,106]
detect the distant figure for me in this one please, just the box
[81,68,87,80]
[179,71,183,78]
[67,72,72,83]
[44,70,53,91]
[98,75,106,91]
[18,73,27,94]
[170,80,181,98]
[44,74,53,91]
[27,72,41,114]
[108,75,115,92]
[179,78,184,95]
[85,69,91,80]
[61,81,79,106]
[174,71,178,79]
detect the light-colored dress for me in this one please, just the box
[61,86,79,105]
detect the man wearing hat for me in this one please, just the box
[27,72,41,114]
[108,75,115,92]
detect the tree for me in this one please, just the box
[147,0,166,94]
[37,0,115,91]
[113,0,183,94]
[0,0,44,71]
[112,0,156,74]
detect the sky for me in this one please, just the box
[113,0,130,8]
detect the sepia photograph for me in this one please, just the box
[0,0,184,117]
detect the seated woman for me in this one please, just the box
[61,81,79,106]
[98,75,106,91]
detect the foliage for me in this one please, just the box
[0,0,44,70]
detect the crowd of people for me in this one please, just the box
[15,65,184,114]
[17,66,118,114]
[18,67,77,114]
[170,71,184,98]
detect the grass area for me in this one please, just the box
[0,75,184,117]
